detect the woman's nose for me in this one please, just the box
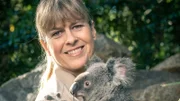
[65,30,78,46]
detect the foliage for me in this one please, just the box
[85,0,180,69]
[0,0,41,85]
[0,0,179,86]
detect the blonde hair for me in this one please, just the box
[35,0,92,89]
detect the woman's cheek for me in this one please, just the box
[49,39,64,54]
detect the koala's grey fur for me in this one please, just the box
[70,57,136,101]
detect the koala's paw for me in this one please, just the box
[43,92,62,101]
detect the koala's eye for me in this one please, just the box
[84,81,91,88]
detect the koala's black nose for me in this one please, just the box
[69,82,79,95]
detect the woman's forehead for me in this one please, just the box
[46,13,87,29]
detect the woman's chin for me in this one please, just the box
[70,57,88,69]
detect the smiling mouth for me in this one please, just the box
[64,46,84,56]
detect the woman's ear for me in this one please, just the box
[40,40,51,56]
[91,20,97,40]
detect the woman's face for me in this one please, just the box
[41,20,96,74]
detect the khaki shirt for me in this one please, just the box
[35,55,101,101]
[35,67,79,101]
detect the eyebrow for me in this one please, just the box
[51,20,85,30]
[70,20,85,26]
[51,27,63,31]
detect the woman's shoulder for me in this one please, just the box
[35,75,63,101]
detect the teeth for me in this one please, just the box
[67,47,82,55]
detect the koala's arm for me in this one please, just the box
[35,92,61,101]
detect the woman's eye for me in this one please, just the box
[51,31,63,38]
[72,25,83,31]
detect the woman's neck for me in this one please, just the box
[53,64,85,89]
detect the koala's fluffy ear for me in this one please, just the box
[106,57,116,75]
[85,55,103,68]
[106,57,135,87]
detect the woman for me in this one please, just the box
[35,0,98,100]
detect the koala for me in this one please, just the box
[69,57,135,101]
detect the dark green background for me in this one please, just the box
[0,0,179,86]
